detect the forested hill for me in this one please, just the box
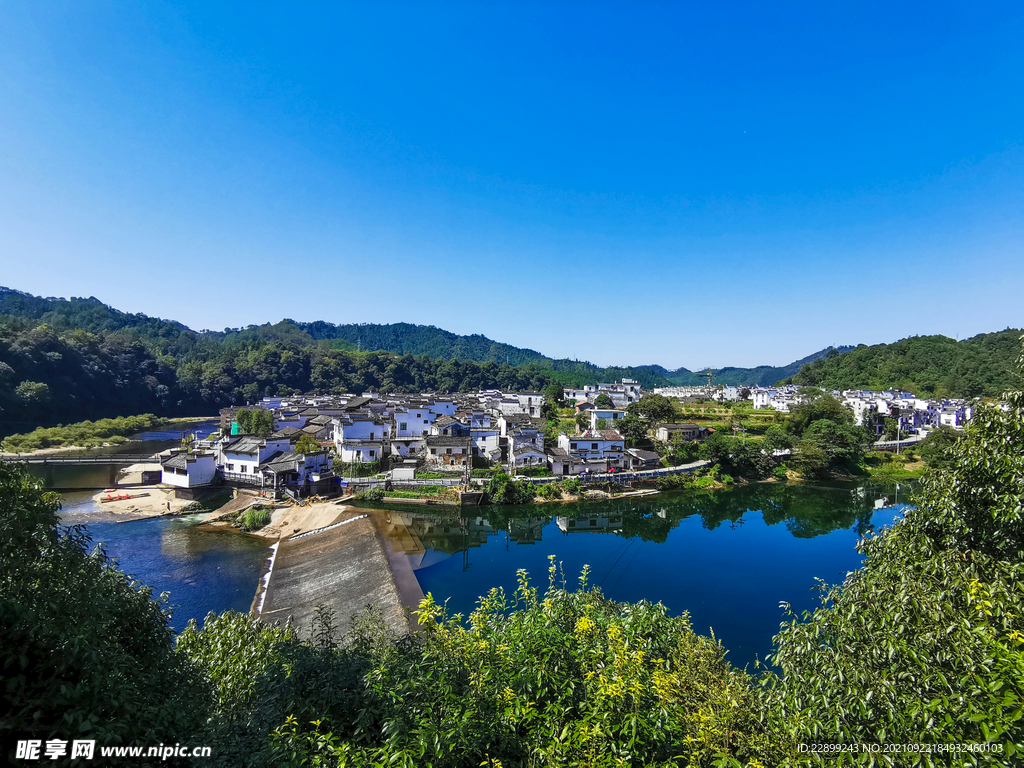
[652,346,856,388]
[782,330,1023,398]
[294,320,549,366]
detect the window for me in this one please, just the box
[570,443,577,450]
[227,463,234,471]
[400,422,407,431]
[240,465,247,473]
[369,432,374,440]
[446,448,452,455]
[592,443,598,450]
[369,450,375,458]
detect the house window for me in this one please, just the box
[227,463,234,471]
[592,443,598,450]
[369,450,375,458]
[369,432,374,440]
[240,465,247,473]
[400,422,407,431]
[570,443,577,450]
[446,448,452,455]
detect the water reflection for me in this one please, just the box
[361,480,913,668]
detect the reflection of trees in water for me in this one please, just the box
[385,481,915,556]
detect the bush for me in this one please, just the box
[1,413,166,452]
[0,463,207,746]
[255,563,789,766]
[355,486,385,502]
[238,506,271,531]
[772,465,788,480]
[486,473,535,505]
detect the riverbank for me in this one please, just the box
[0,414,218,456]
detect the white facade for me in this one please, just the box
[161,453,217,488]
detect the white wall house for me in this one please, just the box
[332,416,391,463]
[394,407,436,438]
[218,436,294,478]
[556,430,626,469]
[161,452,217,488]
[589,409,625,429]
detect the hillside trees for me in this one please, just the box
[765,340,1024,755]
[0,463,206,745]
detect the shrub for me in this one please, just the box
[238,506,271,531]
[355,487,385,502]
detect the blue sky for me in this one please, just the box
[1,2,1021,369]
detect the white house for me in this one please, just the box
[160,452,217,488]
[218,435,294,479]
[332,415,391,463]
[556,429,626,470]
[589,408,625,429]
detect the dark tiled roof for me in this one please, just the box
[161,454,189,469]
[425,436,472,447]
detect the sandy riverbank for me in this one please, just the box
[204,499,353,540]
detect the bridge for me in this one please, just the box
[0,453,161,465]
[0,453,164,489]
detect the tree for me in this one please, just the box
[574,412,589,433]
[542,383,564,407]
[0,463,207,745]
[594,393,614,409]
[250,409,275,437]
[786,392,853,436]
[918,425,962,469]
[235,407,253,434]
[626,394,676,425]
[294,434,321,454]
[761,424,792,453]
[616,413,648,446]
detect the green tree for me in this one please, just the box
[616,413,648,447]
[786,392,852,436]
[250,409,275,437]
[627,394,676,425]
[235,407,253,434]
[574,412,589,433]
[765,340,1024,753]
[294,433,321,454]
[542,383,564,407]
[594,392,614,409]
[0,463,207,745]
[918,425,962,469]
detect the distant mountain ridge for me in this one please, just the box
[0,286,1019,437]
[0,286,850,389]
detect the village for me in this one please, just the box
[158,375,977,500]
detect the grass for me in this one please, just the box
[1,414,167,452]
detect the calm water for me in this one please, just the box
[58,491,269,632]
[23,419,220,488]
[370,480,913,669]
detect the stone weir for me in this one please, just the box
[254,509,424,639]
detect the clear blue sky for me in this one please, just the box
[1,2,1021,369]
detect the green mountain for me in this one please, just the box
[782,330,1023,398]
[1,286,1019,437]
[657,346,856,388]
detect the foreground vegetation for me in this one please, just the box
[1,413,165,452]
[3,341,1023,765]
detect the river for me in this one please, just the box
[367,479,912,669]
[46,418,913,661]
